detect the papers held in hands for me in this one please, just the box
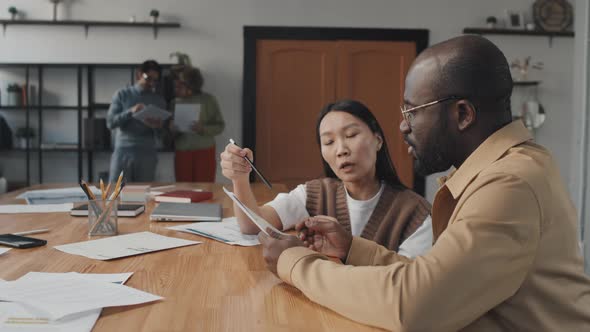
[133,104,171,123]
[222,187,287,236]
[174,103,201,132]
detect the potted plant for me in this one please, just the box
[150,9,159,24]
[8,6,17,20]
[486,16,498,29]
[15,127,35,149]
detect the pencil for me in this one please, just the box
[100,179,105,200]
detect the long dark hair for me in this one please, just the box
[316,99,405,189]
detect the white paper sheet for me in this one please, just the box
[0,203,74,214]
[133,104,171,123]
[0,248,11,255]
[0,272,137,330]
[222,187,287,236]
[174,103,201,132]
[54,231,201,260]
[17,187,100,205]
[168,217,260,246]
[0,275,161,321]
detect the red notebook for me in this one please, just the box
[154,190,213,203]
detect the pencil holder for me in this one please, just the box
[88,199,118,236]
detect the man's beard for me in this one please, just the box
[411,118,454,176]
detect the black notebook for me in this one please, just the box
[70,204,145,217]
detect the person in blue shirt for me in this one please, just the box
[106,60,168,183]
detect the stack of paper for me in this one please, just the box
[168,217,260,246]
[0,272,157,332]
[0,203,73,214]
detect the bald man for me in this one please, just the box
[257,35,590,331]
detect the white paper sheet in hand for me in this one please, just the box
[168,217,260,246]
[54,231,200,260]
[222,187,287,236]
[0,273,157,321]
[133,104,171,122]
[174,103,201,132]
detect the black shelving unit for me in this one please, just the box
[0,20,181,39]
[0,63,174,187]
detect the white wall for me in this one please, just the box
[0,0,578,204]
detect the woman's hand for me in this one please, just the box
[220,143,253,182]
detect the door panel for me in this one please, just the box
[336,41,416,187]
[256,40,336,187]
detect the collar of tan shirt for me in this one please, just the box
[440,120,533,200]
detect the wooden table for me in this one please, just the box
[0,183,381,331]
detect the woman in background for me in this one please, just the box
[171,66,225,182]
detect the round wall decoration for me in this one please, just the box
[533,0,573,32]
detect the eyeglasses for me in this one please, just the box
[142,73,160,82]
[400,96,463,124]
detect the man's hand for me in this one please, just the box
[295,216,352,261]
[130,103,145,113]
[258,228,305,275]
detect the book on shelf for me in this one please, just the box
[154,190,213,203]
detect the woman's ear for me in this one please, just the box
[375,133,383,151]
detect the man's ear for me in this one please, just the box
[455,100,476,131]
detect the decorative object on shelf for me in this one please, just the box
[5,84,23,107]
[486,16,498,29]
[510,56,544,81]
[149,9,159,24]
[533,0,573,32]
[526,23,536,31]
[8,6,17,20]
[0,114,13,150]
[522,100,546,131]
[505,10,524,29]
[49,0,62,21]
[129,15,136,23]
[15,126,35,149]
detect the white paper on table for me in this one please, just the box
[168,217,260,246]
[17,187,100,205]
[132,104,171,123]
[0,203,73,214]
[174,103,201,132]
[222,187,287,236]
[0,272,136,331]
[0,276,161,321]
[0,248,11,255]
[54,231,201,260]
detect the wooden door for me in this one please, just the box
[336,41,416,187]
[255,39,416,188]
[256,40,336,188]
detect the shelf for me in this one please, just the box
[6,148,174,153]
[0,105,88,111]
[513,81,540,87]
[463,27,574,37]
[463,27,573,47]
[0,20,181,39]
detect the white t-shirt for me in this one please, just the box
[265,183,433,258]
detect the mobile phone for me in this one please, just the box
[0,234,47,249]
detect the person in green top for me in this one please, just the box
[169,66,225,182]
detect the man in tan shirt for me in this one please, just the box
[258,35,590,331]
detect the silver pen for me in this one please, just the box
[12,228,50,236]
[229,139,272,189]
